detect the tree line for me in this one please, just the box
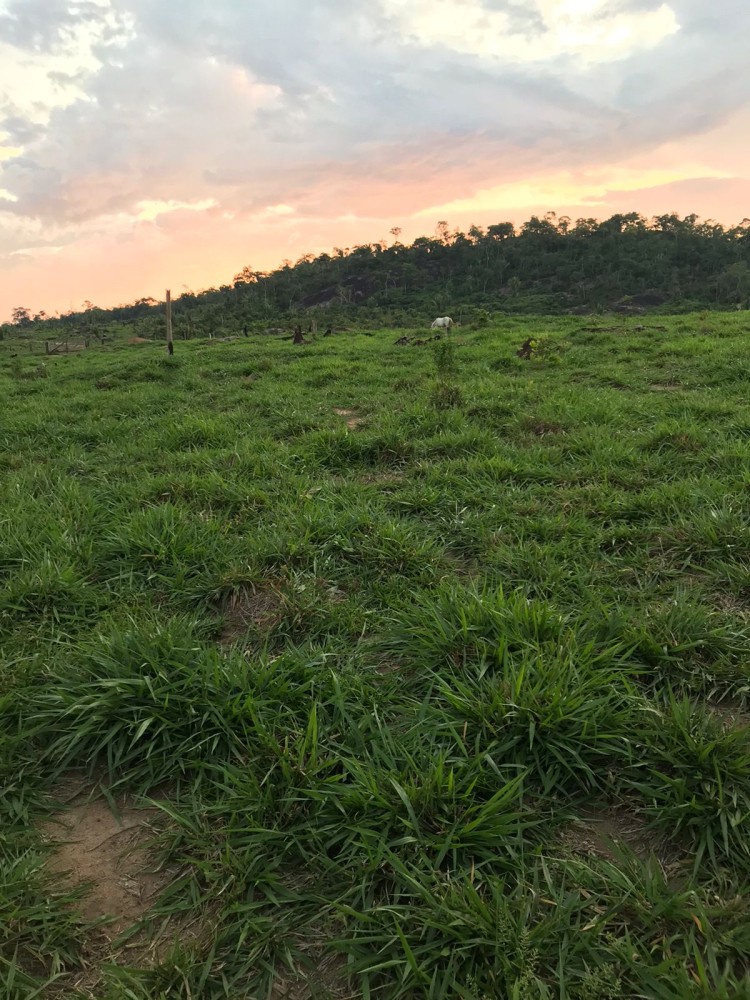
[5,211,750,337]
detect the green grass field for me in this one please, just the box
[2,315,750,998]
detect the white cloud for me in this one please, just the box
[382,0,679,64]
[417,162,734,217]
[10,243,64,257]
[263,204,296,216]
[136,198,218,221]
[0,1,134,123]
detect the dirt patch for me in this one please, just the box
[522,418,566,437]
[333,407,364,430]
[40,779,205,996]
[358,470,405,487]
[713,592,748,617]
[41,782,166,941]
[374,658,405,677]
[560,804,677,868]
[219,583,286,645]
[272,949,351,1000]
[323,582,347,604]
[706,699,750,729]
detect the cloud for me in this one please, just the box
[416,162,734,218]
[381,0,680,64]
[10,243,64,258]
[0,0,748,318]
[135,198,219,221]
[0,0,107,50]
[590,175,750,222]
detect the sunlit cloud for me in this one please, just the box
[419,164,734,217]
[10,243,64,257]
[0,1,134,122]
[264,204,296,216]
[381,0,680,64]
[136,198,219,221]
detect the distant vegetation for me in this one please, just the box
[5,212,750,338]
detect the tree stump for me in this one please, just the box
[516,338,534,359]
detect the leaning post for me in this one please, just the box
[166,289,174,356]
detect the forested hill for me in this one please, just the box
[7,212,750,336]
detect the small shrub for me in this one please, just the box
[431,339,463,408]
[433,338,459,379]
[430,381,464,409]
[517,337,568,363]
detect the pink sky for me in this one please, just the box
[1,0,749,320]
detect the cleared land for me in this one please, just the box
[1,315,750,999]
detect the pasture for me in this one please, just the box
[1,314,750,998]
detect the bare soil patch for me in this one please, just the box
[219,582,286,645]
[273,949,352,1000]
[333,408,363,430]
[41,781,166,942]
[358,470,405,487]
[706,698,750,729]
[560,804,678,868]
[713,592,749,617]
[523,418,566,437]
[375,658,405,677]
[40,778,206,995]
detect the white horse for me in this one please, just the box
[431,316,454,332]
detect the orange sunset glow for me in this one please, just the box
[1,0,749,321]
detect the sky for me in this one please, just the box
[1,0,748,320]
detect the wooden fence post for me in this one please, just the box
[166,289,174,355]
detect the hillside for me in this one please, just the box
[5,212,750,339]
